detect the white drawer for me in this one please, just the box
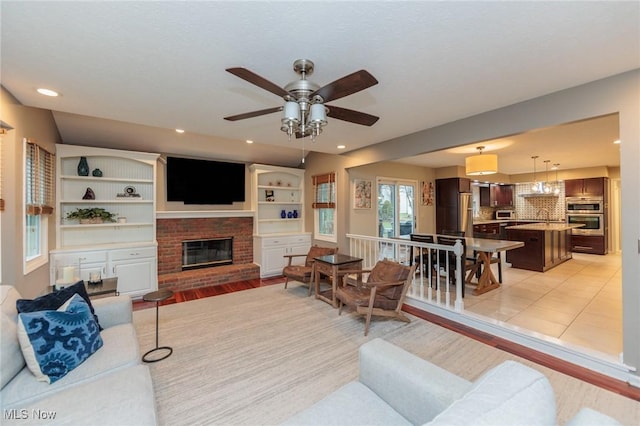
[261,237,288,247]
[261,234,310,247]
[288,235,311,245]
[109,246,157,261]
[52,250,107,265]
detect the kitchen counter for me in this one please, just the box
[473,219,566,225]
[505,223,583,231]
[505,224,581,272]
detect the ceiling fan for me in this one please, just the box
[224,59,379,141]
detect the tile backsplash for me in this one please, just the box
[514,183,566,221]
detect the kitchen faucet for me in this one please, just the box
[536,208,550,224]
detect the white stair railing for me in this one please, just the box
[346,234,465,311]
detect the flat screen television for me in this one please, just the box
[166,156,245,205]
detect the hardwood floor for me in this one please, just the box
[133,277,640,402]
[132,277,284,311]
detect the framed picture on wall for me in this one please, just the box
[353,179,372,209]
[421,180,434,206]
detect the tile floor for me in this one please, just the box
[461,252,622,357]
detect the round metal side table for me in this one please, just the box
[142,289,174,363]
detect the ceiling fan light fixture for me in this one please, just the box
[225,59,379,148]
[309,103,327,125]
[466,146,498,175]
[282,101,300,124]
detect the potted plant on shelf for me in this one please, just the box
[65,207,117,224]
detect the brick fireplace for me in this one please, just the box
[156,213,259,292]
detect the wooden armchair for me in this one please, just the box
[283,245,338,295]
[335,259,416,336]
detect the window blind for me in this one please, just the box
[312,172,336,209]
[25,140,55,215]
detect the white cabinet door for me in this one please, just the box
[258,234,311,277]
[112,257,156,297]
[262,245,288,277]
[109,245,157,297]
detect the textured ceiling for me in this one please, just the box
[1,1,638,170]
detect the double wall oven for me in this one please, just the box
[566,197,604,236]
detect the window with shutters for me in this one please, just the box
[24,139,54,273]
[312,172,336,242]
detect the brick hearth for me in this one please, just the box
[156,216,259,292]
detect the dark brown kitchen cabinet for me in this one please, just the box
[473,223,500,238]
[571,235,606,255]
[506,228,573,272]
[479,184,514,207]
[436,178,470,234]
[564,177,605,197]
[491,184,514,206]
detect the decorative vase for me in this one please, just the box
[77,156,89,176]
[287,211,293,219]
[92,168,103,177]
[292,209,298,218]
[280,209,287,219]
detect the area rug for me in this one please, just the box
[133,283,639,425]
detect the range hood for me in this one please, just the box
[518,193,559,198]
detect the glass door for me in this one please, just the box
[377,180,416,238]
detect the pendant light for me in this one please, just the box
[466,146,498,175]
[553,163,561,195]
[531,156,542,193]
[543,160,552,193]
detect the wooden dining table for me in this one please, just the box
[401,234,524,295]
[463,237,524,295]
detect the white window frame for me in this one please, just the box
[23,139,50,274]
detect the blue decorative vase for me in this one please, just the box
[287,211,293,218]
[92,168,103,177]
[280,209,287,219]
[292,209,298,218]
[77,156,89,176]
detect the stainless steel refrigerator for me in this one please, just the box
[458,192,474,237]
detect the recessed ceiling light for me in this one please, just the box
[175,129,185,134]
[613,139,621,144]
[246,140,253,144]
[337,145,346,149]
[36,88,59,97]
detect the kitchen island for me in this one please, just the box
[505,223,584,272]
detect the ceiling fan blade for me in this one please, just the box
[326,105,379,126]
[224,106,283,121]
[226,67,292,98]
[312,70,378,103]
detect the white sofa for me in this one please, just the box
[1,285,157,425]
[284,338,621,425]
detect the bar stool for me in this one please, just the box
[142,289,174,363]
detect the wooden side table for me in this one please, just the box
[314,254,363,308]
[142,289,174,363]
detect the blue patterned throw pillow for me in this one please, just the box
[17,294,103,384]
[16,280,103,330]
